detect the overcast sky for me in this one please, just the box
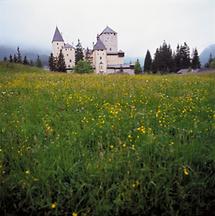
[0,0,214,57]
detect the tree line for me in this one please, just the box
[148,42,201,74]
[134,41,204,74]
[49,39,93,73]
[3,47,43,68]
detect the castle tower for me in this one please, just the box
[99,26,118,53]
[52,27,65,57]
[93,37,107,74]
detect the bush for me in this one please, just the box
[74,60,93,74]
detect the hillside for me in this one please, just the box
[0,62,45,74]
[0,45,50,66]
[0,63,215,215]
[200,44,215,66]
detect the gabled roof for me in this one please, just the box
[64,43,74,49]
[100,26,117,35]
[93,38,106,50]
[52,27,64,42]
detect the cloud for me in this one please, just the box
[0,0,214,56]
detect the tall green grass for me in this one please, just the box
[0,63,215,215]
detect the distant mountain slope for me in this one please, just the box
[200,44,215,66]
[124,56,144,66]
[0,46,50,66]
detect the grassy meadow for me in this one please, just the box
[0,62,215,215]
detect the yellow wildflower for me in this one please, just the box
[137,126,146,134]
[25,170,30,175]
[183,167,189,176]
[72,212,78,216]
[51,202,57,209]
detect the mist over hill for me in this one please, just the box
[200,44,215,66]
[0,45,50,66]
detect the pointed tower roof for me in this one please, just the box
[100,26,117,35]
[93,37,106,50]
[52,27,64,42]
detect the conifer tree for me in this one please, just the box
[134,59,142,74]
[191,48,201,69]
[30,60,34,66]
[180,42,190,68]
[174,44,182,72]
[173,43,191,71]
[49,53,56,71]
[35,55,43,68]
[144,50,152,72]
[17,47,22,63]
[9,54,13,63]
[75,39,84,65]
[152,49,159,73]
[152,41,174,74]
[85,47,92,64]
[23,56,29,65]
[57,50,66,72]
[13,54,17,63]
[3,57,7,62]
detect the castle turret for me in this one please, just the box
[99,26,118,53]
[93,37,107,74]
[52,27,65,57]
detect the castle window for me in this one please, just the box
[100,57,102,60]
[67,54,69,56]
[110,48,112,51]
[70,60,72,62]
[68,65,70,68]
[57,43,58,45]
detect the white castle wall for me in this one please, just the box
[52,41,65,58]
[62,48,75,69]
[107,54,124,65]
[93,50,107,74]
[99,33,118,53]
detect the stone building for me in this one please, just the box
[52,27,75,69]
[52,26,134,74]
[92,26,134,74]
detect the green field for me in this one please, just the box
[0,62,215,215]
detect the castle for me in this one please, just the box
[52,26,134,74]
